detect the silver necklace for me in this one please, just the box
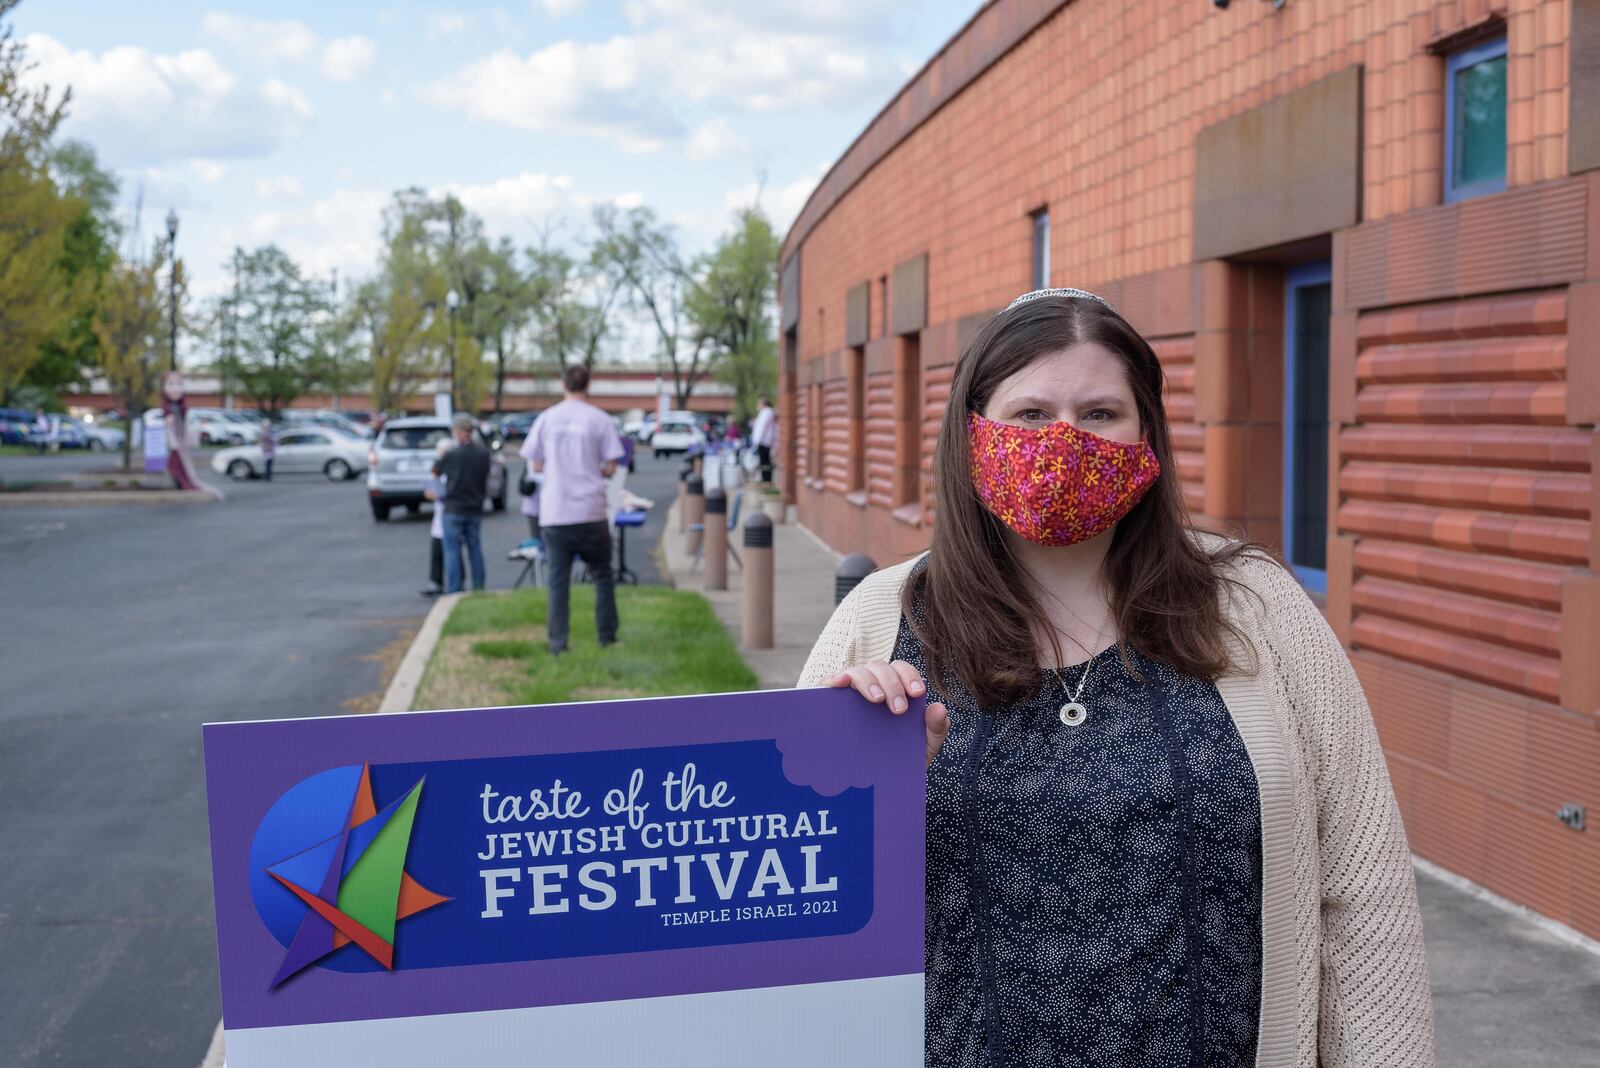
[1051,624,1111,727]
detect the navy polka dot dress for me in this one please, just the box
[896,571,1263,1067]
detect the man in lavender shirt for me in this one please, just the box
[522,364,627,654]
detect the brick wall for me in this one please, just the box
[779,0,1599,938]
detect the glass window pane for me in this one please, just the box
[1031,211,1050,289]
[1290,282,1331,573]
[1453,53,1506,189]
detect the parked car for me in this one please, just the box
[497,411,538,440]
[198,409,264,441]
[26,415,90,452]
[81,420,125,451]
[649,414,706,457]
[0,407,34,444]
[283,409,373,439]
[364,416,507,521]
[211,428,369,481]
[188,410,249,446]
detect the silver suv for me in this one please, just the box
[365,416,507,521]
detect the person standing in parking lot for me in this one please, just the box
[432,413,491,593]
[750,395,777,483]
[525,363,626,655]
[260,420,275,481]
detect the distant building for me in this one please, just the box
[63,368,735,416]
[779,0,1599,938]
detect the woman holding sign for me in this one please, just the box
[800,289,1434,1067]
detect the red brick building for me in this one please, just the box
[778,0,1600,937]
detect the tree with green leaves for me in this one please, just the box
[214,245,327,415]
[93,239,169,468]
[524,227,617,373]
[591,204,710,408]
[23,141,121,399]
[302,273,369,409]
[0,4,85,399]
[690,207,779,423]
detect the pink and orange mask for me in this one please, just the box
[967,410,1161,547]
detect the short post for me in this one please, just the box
[685,474,705,556]
[835,553,877,606]
[676,462,692,532]
[704,488,728,590]
[742,512,774,649]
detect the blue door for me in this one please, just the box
[1283,262,1331,595]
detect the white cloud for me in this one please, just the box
[621,0,908,36]
[440,172,578,235]
[428,11,471,37]
[320,37,377,81]
[723,163,827,233]
[193,159,230,182]
[203,13,377,81]
[418,43,684,153]
[423,1,909,153]
[533,0,585,17]
[21,34,313,166]
[202,12,319,64]
[254,175,303,198]
[687,117,755,161]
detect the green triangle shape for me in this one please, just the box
[337,780,422,943]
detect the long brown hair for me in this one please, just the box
[906,293,1272,707]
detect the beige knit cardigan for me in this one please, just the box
[797,529,1436,1067]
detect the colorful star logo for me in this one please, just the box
[251,763,449,989]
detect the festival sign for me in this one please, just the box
[203,688,925,1065]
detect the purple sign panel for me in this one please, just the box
[203,688,925,1038]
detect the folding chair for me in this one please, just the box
[508,538,545,588]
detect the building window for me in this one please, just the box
[879,275,889,337]
[1283,261,1331,596]
[1030,208,1050,289]
[1444,37,1507,203]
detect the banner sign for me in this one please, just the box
[204,689,925,1066]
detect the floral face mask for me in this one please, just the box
[967,410,1161,546]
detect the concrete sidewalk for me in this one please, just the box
[659,499,1600,1067]
[659,495,850,689]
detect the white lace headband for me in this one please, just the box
[1004,287,1116,314]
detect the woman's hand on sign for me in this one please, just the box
[828,660,950,768]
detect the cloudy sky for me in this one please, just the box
[17,0,977,300]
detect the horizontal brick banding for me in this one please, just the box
[1339,425,1593,469]
[1340,500,1590,565]
[1355,381,1568,424]
[1351,612,1562,702]
[821,379,850,494]
[1339,461,1591,517]
[1356,336,1567,383]
[1352,539,1569,610]
[1355,291,1569,344]
[922,364,953,525]
[794,388,812,482]
[1353,575,1563,655]
[865,372,897,510]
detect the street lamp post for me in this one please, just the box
[445,288,460,411]
[165,208,179,372]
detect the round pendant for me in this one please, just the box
[1058,702,1088,727]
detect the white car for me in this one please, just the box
[188,410,251,446]
[649,414,705,457]
[211,428,369,481]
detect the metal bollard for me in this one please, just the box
[704,488,728,590]
[835,553,877,606]
[685,474,705,556]
[677,462,692,532]
[742,512,774,649]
